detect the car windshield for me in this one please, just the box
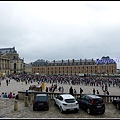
[65,99,76,103]
[93,98,103,104]
[35,96,47,101]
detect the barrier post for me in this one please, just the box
[14,100,18,111]
[24,96,28,107]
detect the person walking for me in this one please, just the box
[46,87,48,92]
[80,87,83,94]
[69,86,73,96]
[103,90,107,95]
[102,84,104,91]
[96,90,99,95]
[74,88,77,94]
[93,88,96,95]
[61,86,64,93]
[25,90,29,96]
[25,80,27,85]
[6,79,9,86]
[106,90,109,95]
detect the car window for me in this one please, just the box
[56,95,63,100]
[65,99,76,103]
[35,96,47,101]
[86,96,90,103]
[58,96,63,101]
[81,95,86,99]
[93,98,103,104]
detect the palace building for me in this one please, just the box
[31,56,117,76]
[0,47,117,76]
[0,47,24,75]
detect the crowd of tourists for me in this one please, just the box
[0,92,18,99]
[6,73,120,88]
[0,73,120,97]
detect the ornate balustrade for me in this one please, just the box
[18,90,120,103]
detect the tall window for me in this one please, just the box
[21,64,22,69]
[14,63,16,73]
[14,63,16,70]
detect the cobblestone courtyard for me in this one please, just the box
[0,98,120,118]
[0,79,120,118]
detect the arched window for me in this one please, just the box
[14,63,16,69]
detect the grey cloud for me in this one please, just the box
[0,1,120,68]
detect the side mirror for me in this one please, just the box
[56,96,58,99]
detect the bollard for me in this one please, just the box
[32,94,34,102]
[14,100,18,111]
[30,95,32,104]
[6,99,7,106]
[103,96,106,103]
[24,96,28,107]
[28,94,30,103]
[29,94,32,104]
[30,94,34,105]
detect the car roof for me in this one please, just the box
[60,94,75,99]
[85,94,102,99]
[36,94,47,97]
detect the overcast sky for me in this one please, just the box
[0,1,120,68]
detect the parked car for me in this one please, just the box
[54,93,79,113]
[76,94,105,114]
[33,94,49,111]
[112,98,120,110]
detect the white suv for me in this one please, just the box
[54,94,79,113]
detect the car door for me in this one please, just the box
[55,95,62,107]
[57,96,63,107]
[78,95,86,109]
[83,96,90,110]
[80,96,89,110]
[55,95,59,106]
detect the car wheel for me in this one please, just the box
[33,106,36,111]
[60,106,63,113]
[75,109,79,113]
[47,107,49,110]
[54,101,57,106]
[101,110,105,114]
[87,108,91,114]
[116,103,120,110]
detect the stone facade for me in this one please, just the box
[0,47,117,76]
[31,57,117,75]
[0,47,24,75]
[24,63,32,74]
[0,54,10,75]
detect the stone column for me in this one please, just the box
[102,96,106,103]
[24,96,28,107]
[30,93,34,105]
[14,100,18,111]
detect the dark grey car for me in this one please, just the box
[112,98,120,110]
[33,94,49,111]
[76,94,105,114]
